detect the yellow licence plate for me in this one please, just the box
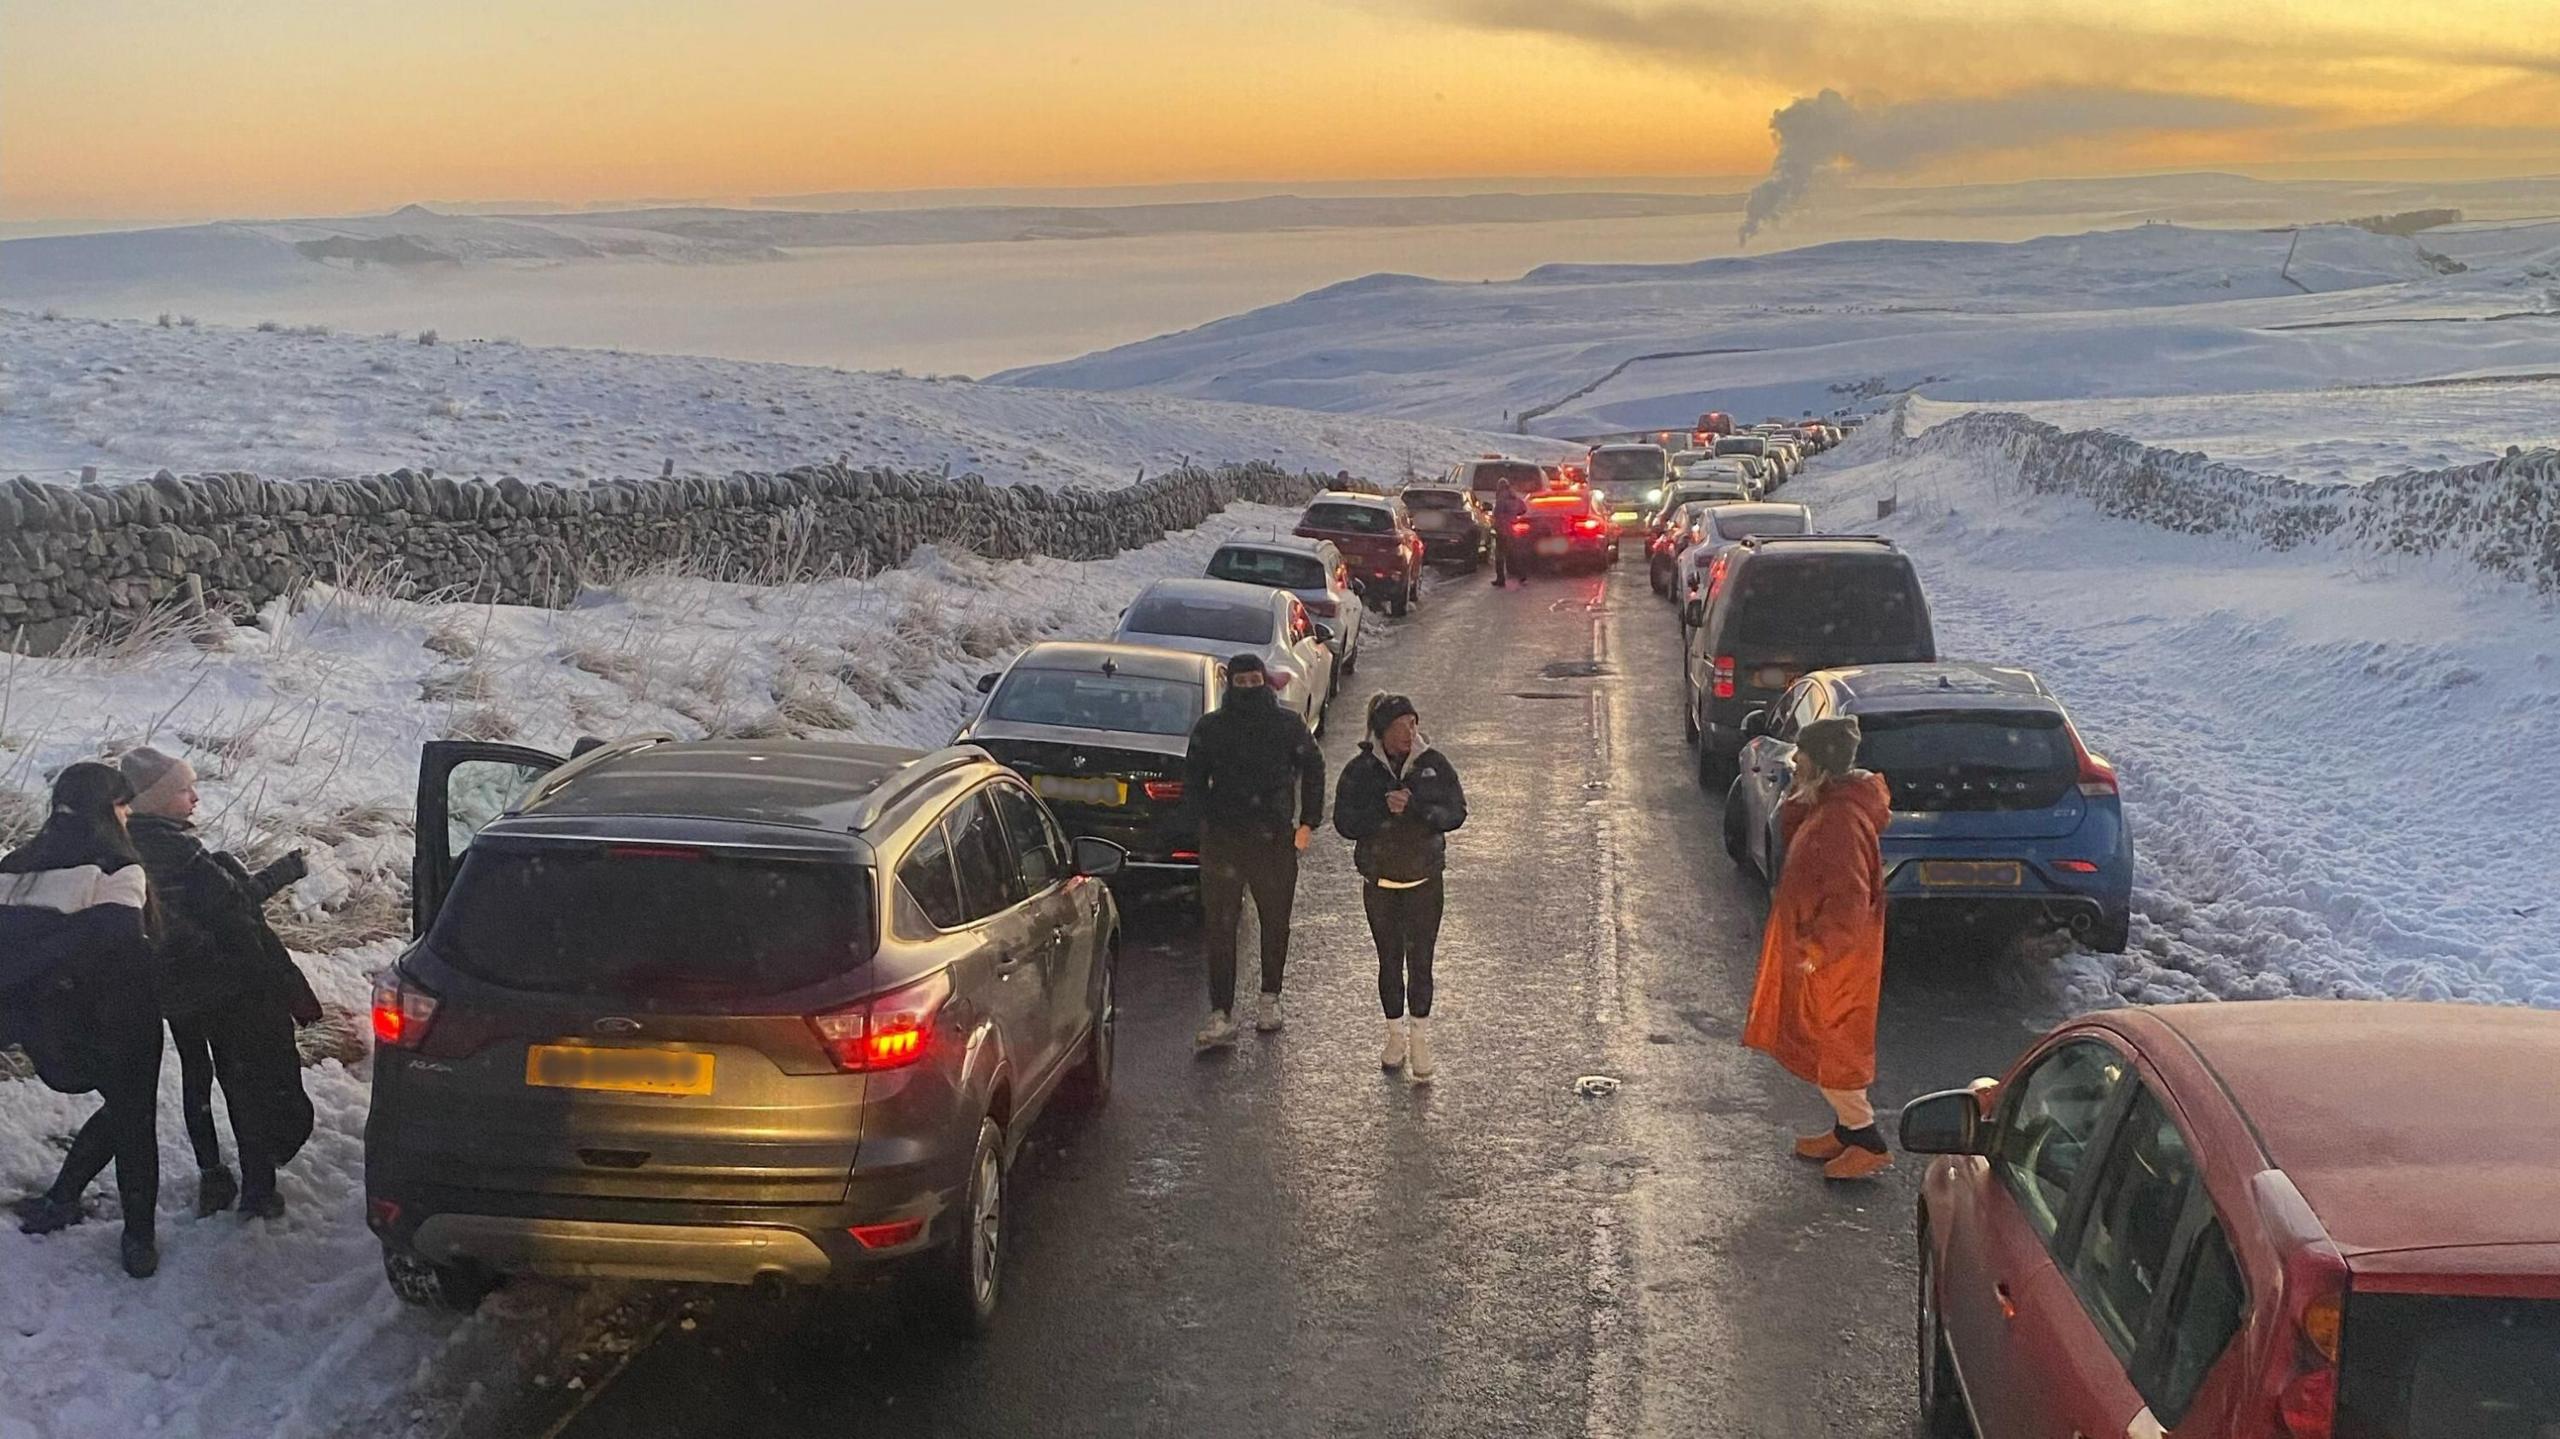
[526,1044,714,1096]
[1032,775,1127,806]
[1917,861,2023,888]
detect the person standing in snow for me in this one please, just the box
[1332,694,1465,1081]
[117,747,320,1220]
[1491,478,1530,588]
[0,763,166,1277]
[1181,653,1325,1050]
[1741,715,1895,1181]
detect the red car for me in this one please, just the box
[1293,491,1423,617]
[1903,1000,2560,1439]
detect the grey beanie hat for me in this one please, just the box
[1794,715,1862,777]
[119,745,197,816]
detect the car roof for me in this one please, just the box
[1704,502,1810,519]
[2135,1001,2560,1258]
[1733,536,1906,561]
[1008,641,1218,682]
[1591,442,1663,453]
[1214,537,1331,559]
[1132,576,1284,607]
[517,739,924,835]
[1820,661,2054,712]
[1402,484,1466,494]
[1308,490,1391,508]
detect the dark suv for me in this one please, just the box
[1682,535,1935,780]
[365,737,1124,1335]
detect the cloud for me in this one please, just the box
[1737,87,2300,241]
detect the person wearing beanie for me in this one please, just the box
[1740,715,1896,1181]
[1333,693,1467,1080]
[1181,653,1326,1049]
[117,747,320,1220]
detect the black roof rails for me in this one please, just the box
[1738,533,1894,548]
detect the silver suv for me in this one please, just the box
[364,737,1123,1335]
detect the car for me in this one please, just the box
[1205,537,1363,678]
[1451,455,1545,508]
[1584,444,1671,539]
[1673,500,1812,610]
[1695,411,1736,438]
[368,736,1126,1334]
[956,642,1223,882]
[1510,487,1616,573]
[1721,661,2132,952]
[1713,434,1773,472]
[1761,436,1804,481]
[1681,535,1935,780]
[1900,999,2560,1439]
[1293,491,1423,618]
[1646,499,1721,594]
[1398,484,1493,571]
[1111,576,1336,733]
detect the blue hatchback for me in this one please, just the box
[1720,661,2132,952]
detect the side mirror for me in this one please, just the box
[1741,709,1771,741]
[1681,598,1705,627]
[1071,836,1126,878]
[1311,622,1337,646]
[975,672,1000,694]
[1899,1088,1991,1156]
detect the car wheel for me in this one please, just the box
[921,1118,1006,1338]
[1388,586,1409,618]
[2088,912,2131,954]
[1682,691,1700,744]
[1917,1246,1973,1438]
[1649,562,1668,596]
[1342,644,1359,677]
[382,1245,498,1313]
[1063,946,1116,1110]
[1722,785,1751,867]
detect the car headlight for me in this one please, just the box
[1643,488,1662,504]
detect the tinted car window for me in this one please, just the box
[1123,594,1273,645]
[2068,1088,2197,1357]
[1208,547,1328,589]
[1715,511,1807,542]
[948,790,1022,921]
[1466,461,1542,491]
[987,669,1203,737]
[1726,557,1928,658]
[1858,710,2077,811]
[1994,1039,2125,1241]
[1589,449,1667,483]
[2148,1223,2246,1425]
[431,843,874,998]
[1402,489,1466,510]
[988,783,1067,894]
[1716,436,1769,457]
[900,821,965,929]
[2342,1295,2560,1437]
[1301,502,1391,534]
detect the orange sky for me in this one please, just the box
[5,0,2556,221]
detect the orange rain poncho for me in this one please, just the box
[1743,770,1891,1091]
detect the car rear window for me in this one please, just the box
[1716,436,1768,457]
[1716,511,1806,542]
[1402,489,1465,510]
[1208,547,1327,589]
[1589,449,1667,484]
[987,669,1203,736]
[1856,710,2075,810]
[1726,556,1928,660]
[1466,461,1542,491]
[1301,502,1391,534]
[1123,595,1271,645]
[430,843,874,999]
[2341,1294,2559,1437]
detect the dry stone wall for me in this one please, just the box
[0,462,1332,651]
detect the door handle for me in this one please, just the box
[1993,1282,2018,1321]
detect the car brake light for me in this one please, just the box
[1712,656,1736,700]
[848,1218,927,1249]
[1509,521,1531,536]
[1143,779,1184,802]
[370,971,439,1049]
[810,970,951,1073]
[1171,849,1200,861]
[365,1197,401,1232]
[607,844,705,861]
[2067,723,2119,797]
[2052,859,2100,873]
[1573,516,1605,535]
[2252,1171,2349,1439]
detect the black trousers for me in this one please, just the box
[169,998,313,1195]
[1200,832,1299,1013]
[1363,879,1445,1019]
[1492,534,1528,584]
[49,1004,164,1235]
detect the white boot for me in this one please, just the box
[1380,1018,1409,1070]
[1194,1009,1237,1051]
[1406,1017,1436,1082]
[1254,991,1285,1033]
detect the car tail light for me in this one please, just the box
[1301,597,1338,618]
[2052,859,2100,874]
[1509,521,1531,536]
[848,1218,926,1249]
[365,1197,401,1232]
[810,970,951,1073]
[1573,516,1605,535]
[2067,723,2119,797]
[2254,1172,2349,1439]
[370,971,439,1049]
[1712,656,1737,700]
[1171,849,1200,861]
[1143,779,1184,802]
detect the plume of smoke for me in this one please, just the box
[1739,89,1856,245]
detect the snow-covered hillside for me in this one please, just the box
[999,222,2560,433]
[0,310,1556,487]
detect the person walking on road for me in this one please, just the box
[1333,694,1466,1081]
[119,748,321,1220]
[1183,653,1325,1051]
[1741,716,1894,1181]
[1491,478,1529,588]
[0,763,166,1277]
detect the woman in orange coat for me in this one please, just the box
[1742,715,1894,1181]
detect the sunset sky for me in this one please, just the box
[6,0,2557,222]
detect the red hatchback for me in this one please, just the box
[1902,1001,2559,1439]
[1294,491,1423,617]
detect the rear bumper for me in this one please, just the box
[1419,534,1484,562]
[1881,850,2130,930]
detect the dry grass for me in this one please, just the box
[445,705,518,741]
[295,1007,373,1068]
[773,671,863,733]
[44,599,215,669]
[423,614,481,660]
[270,886,409,952]
[174,727,262,764]
[417,665,499,705]
[0,788,42,850]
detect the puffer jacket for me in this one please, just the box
[1182,686,1326,843]
[129,816,320,1024]
[1332,741,1467,884]
[0,850,154,1094]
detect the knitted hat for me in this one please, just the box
[1794,715,1862,777]
[118,745,197,818]
[1366,692,1419,739]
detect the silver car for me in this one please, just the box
[1204,538,1363,679]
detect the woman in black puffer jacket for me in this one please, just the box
[1333,694,1466,1082]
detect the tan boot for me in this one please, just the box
[1793,1130,1848,1163]
[1822,1144,1895,1182]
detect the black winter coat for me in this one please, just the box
[1333,742,1466,884]
[1182,688,1325,843]
[129,817,321,1025]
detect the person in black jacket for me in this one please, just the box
[118,747,319,1220]
[1491,479,1530,588]
[1333,694,1466,1081]
[1181,653,1325,1050]
[0,763,165,1278]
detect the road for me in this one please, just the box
[516,559,2055,1439]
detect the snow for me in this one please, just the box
[0,310,1558,489]
[0,509,1333,1437]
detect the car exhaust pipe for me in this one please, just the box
[2066,911,2094,935]
[750,1270,795,1303]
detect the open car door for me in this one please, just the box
[411,740,564,938]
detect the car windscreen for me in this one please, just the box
[987,668,1204,736]
[1402,490,1466,510]
[429,843,874,999]
[1589,449,1668,484]
[1301,502,1391,534]
[1207,547,1327,589]
[1716,511,1807,542]
[1716,436,1768,457]
[1123,594,1271,645]
[1726,557,1929,660]
[1467,462,1542,491]
[1854,710,2076,811]
[2341,1294,2559,1438]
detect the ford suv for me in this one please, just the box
[365,737,1124,1336]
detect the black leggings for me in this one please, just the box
[1364,879,1445,1019]
[50,1005,164,1235]
[170,999,312,1194]
[1200,833,1300,1013]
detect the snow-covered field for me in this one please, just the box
[0,510,1327,1438]
[0,310,1555,488]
